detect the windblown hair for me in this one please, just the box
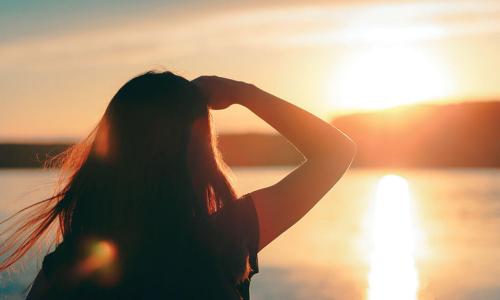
[0,71,248,298]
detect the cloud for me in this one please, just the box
[0,1,499,70]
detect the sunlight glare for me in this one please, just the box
[330,45,451,110]
[368,175,418,300]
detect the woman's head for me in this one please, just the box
[95,71,206,167]
[0,71,242,284]
[79,71,236,230]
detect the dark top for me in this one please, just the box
[40,194,260,300]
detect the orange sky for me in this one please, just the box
[1,0,499,141]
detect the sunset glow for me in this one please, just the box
[0,1,498,300]
[330,45,452,110]
[1,1,499,139]
[368,175,419,300]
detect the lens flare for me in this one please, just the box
[76,239,120,286]
[368,175,419,300]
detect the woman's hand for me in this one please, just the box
[192,76,254,110]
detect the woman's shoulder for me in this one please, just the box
[210,194,259,233]
[41,238,73,279]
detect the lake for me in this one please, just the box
[1,168,499,300]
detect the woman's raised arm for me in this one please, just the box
[193,76,356,251]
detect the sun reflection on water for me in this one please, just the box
[368,175,419,300]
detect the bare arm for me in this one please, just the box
[193,76,356,251]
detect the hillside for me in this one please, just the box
[332,101,500,168]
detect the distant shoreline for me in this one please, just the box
[0,134,498,169]
[2,101,499,169]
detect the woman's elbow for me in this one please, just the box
[313,137,356,170]
[331,134,356,161]
[345,138,357,160]
[337,138,356,168]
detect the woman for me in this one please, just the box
[0,71,355,299]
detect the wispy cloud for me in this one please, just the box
[1,1,499,70]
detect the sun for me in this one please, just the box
[329,45,451,110]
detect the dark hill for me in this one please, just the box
[332,101,500,168]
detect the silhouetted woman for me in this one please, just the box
[0,71,355,299]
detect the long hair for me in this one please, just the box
[0,71,248,298]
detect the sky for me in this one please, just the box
[1,0,500,141]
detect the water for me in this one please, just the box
[0,168,499,300]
